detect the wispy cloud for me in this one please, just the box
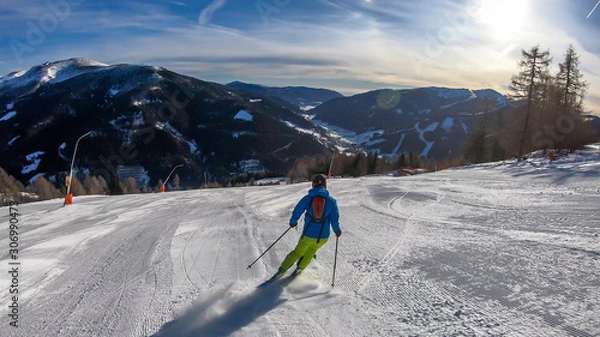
[167,1,189,6]
[0,0,598,114]
[198,0,227,25]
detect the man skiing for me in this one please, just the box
[271,174,341,279]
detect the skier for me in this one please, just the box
[271,174,341,279]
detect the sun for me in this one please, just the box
[476,0,528,38]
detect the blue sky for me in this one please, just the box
[1,0,600,114]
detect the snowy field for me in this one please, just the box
[1,146,599,337]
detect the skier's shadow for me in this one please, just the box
[151,278,294,337]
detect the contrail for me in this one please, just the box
[587,0,600,19]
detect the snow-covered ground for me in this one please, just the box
[1,146,599,337]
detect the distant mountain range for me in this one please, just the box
[310,87,512,160]
[226,81,343,113]
[0,59,337,187]
[1,58,597,188]
[228,81,514,159]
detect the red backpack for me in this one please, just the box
[311,196,326,223]
[301,196,329,242]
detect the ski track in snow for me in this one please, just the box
[1,152,599,337]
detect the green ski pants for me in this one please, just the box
[280,235,328,272]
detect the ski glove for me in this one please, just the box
[335,230,342,237]
[290,222,298,228]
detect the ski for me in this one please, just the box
[257,269,302,288]
[256,275,281,288]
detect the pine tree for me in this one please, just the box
[352,152,366,176]
[397,154,407,168]
[467,97,492,163]
[556,45,588,114]
[155,179,164,192]
[70,176,86,196]
[367,151,379,175]
[463,129,485,163]
[123,177,141,194]
[27,176,62,200]
[97,175,109,194]
[83,175,108,195]
[108,177,124,195]
[0,167,25,203]
[172,173,180,190]
[509,45,552,159]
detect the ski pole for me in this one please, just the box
[247,226,293,269]
[331,235,339,287]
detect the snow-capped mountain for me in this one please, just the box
[0,58,110,97]
[224,82,517,160]
[2,58,556,188]
[0,59,338,187]
[226,81,343,112]
[310,87,511,159]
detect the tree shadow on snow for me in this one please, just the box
[151,278,294,337]
[508,160,600,185]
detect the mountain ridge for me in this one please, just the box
[225,81,344,113]
[0,58,338,188]
[309,86,510,159]
[0,57,562,188]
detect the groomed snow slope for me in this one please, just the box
[1,146,599,337]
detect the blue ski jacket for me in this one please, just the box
[290,187,340,240]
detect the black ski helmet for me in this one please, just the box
[312,174,327,188]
